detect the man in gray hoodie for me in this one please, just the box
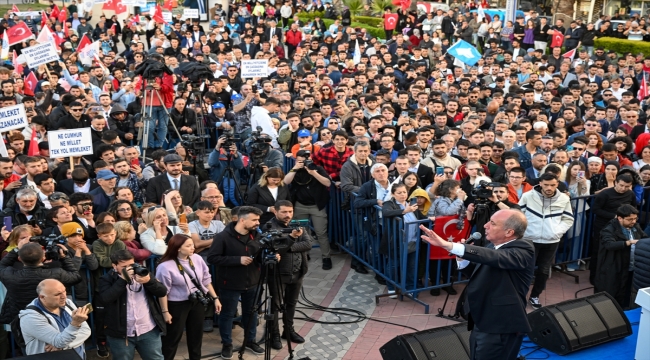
[19,279,91,358]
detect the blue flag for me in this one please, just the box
[446,40,482,67]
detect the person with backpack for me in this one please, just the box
[18,279,91,358]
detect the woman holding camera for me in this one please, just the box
[156,234,221,360]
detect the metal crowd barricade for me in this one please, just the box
[553,194,595,283]
[326,188,468,313]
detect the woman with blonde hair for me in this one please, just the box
[114,221,151,263]
[140,207,191,256]
[1,225,34,258]
[246,167,291,224]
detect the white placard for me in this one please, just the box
[123,0,147,5]
[162,11,173,23]
[12,11,41,18]
[21,42,59,69]
[48,128,94,158]
[183,8,199,18]
[240,59,269,78]
[0,104,28,132]
[93,0,107,3]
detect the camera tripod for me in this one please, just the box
[186,85,211,149]
[238,247,295,360]
[219,150,245,207]
[137,80,184,160]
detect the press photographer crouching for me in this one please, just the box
[18,279,91,357]
[265,200,311,350]
[97,250,168,360]
[284,150,332,270]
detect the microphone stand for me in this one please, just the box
[436,235,480,323]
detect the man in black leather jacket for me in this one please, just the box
[265,200,312,350]
[0,241,81,345]
[97,250,167,359]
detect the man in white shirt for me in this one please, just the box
[250,97,281,149]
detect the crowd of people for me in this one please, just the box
[1,0,650,359]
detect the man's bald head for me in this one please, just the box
[37,279,64,296]
[485,209,528,245]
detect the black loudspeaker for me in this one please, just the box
[13,349,82,359]
[527,292,633,355]
[379,322,471,360]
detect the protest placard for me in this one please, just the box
[13,11,42,18]
[123,0,147,5]
[48,128,94,158]
[0,104,27,132]
[240,59,269,78]
[21,42,58,69]
[162,12,173,23]
[183,8,199,18]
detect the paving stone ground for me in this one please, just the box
[86,249,593,360]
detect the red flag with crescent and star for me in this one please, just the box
[50,4,60,20]
[638,72,649,101]
[12,51,23,75]
[429,215,471,260]
[6,22,34,46]
[27,126,39,156]
[153,4,167,24]
[24,71,38,97]
[41,10,47,28]
[163,0,174,11]
[58,7,67,24]
[384,13,399,31]
[76,34,92,52]
[550,29,564,48]
[103,0,127,13]
[11,5,19,13]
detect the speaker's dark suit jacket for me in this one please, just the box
[246,184,291,225]
[145,174,200,207]
[460,240,535,334]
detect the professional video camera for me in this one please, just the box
[29,234,67,261]
[181,134,205,152]
[121,263,150,284]
[472,180,502,202]
[133,58,173,82]
[247,126,273,168]
[178,61,214,87]
[220,129,241,150]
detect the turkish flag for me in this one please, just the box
[110,23,116,34]
[58,7,67,24]
[130,15,140,26]
[153,4,166,24]
[163,0,173,11]
[6,22,34,46]
[429,215,471,260]
[77,34,92,51]
[550,29,564,48]
[12,51,23,75]
[50,4,60,20]
[384,13,398,31]
[27,125,39,156]
[103,0,127,13]
[41,11,47,28]
[11,5,19,13]
[562,48,576,61]
[24,71,38,97]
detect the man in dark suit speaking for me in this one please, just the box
[420,209,534,360]
[145,154,200,206]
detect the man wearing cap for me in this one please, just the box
[90,169,117,215]
[207,102,235,144]
[146,154,201,206]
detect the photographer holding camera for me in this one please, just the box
[156,234,221,360]
[0,239,82,345]
[284,150,332,270]
[265,200,311,349]
[207,134,244,185]
[207,206,277,358]
[97,250,168,360]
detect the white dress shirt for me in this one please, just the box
[451,238,518,269]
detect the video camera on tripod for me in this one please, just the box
[220,129,240,150]
[247,126,273,168]
[181,134,205,153]
[257,223,293,265]
[472,180,502,203]
[29,234,67,261]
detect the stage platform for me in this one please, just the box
[521,308,641,360]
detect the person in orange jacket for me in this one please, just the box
[507,167,533,203]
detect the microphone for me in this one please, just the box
[449,232,482,257]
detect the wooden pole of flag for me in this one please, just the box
[69,156,74,170]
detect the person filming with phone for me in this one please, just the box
[18,279,91,358]
[264,200,312,350]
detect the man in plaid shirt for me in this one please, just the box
[312,130,353,182]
